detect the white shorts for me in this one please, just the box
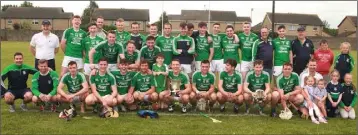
[108,64,118,71]
[211,59,224,72]
[240,61,252,72]
[235,64,241,72]
[181,64,192,74]
[195,61,201,71]
[61,56,83,69]
[83,63,98,75]
[273,66,283,76]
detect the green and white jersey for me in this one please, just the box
[276,72,300,94]
[62,28,87,58]
[114,30,130,46]
[61,72,86,93]
[139,46,161,69]
[124,50,140,64]
[131,72,155,92]
[238,32,259,62]
[94,41,124,64]
[82,35,104,64]
[192,71,216,91]
[155,35,175,65]
[210,34,224,60]
[221,36,240,63]
[168,70,190,90]
[195,35,213,61]
[220,71,242,93]
[245,70,270,92]
[273,37,291,66]
[89,71,116,96]
[152,63,169,92]
[111,70,136,95]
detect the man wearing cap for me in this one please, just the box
[291,27,314,75]
[30,20,60,71]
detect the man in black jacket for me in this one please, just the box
[291,27,314,75]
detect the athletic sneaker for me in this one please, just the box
[311,118,320,124]
[51,104,57,112]
[168,104,174,112]
[318,118,328,124]
[120,105,127,112]
[233,106,239,114]
[220,105,226,112]
[20,103,28,111]
[245,105,250,115]
[181,106,187,113]
[271,112,277,117]
[9,105,15,113]
[113,106,119,112]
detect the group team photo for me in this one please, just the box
[0,1,357,134]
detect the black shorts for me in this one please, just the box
[35,59,56,71]
[8,88,31,99]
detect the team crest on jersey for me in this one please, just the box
[95,78,99,81]
[351,90,354,94]
[139,41,142,44]
[347,59,350,62]
[256,79,260,84]
[334,87,337,91]
[48,80,51,84]
[306,43,309,47]
[23,71,26,75]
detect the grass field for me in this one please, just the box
[1,41,357,134]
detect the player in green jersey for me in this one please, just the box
[111,59,136,111]
[273,25,293,79]
[128,60,157,109]
[217,59,244,113]
[243,60,279,115]
[57,61,89,113]
[210,23,225,73]
[114,18,130,47]
[238,22,259,83]
[194,22,214,71]
[60,15,87,79]
[221,25,241,72]
[124,40,140,71]
[32,59,60,112]
[166,59,192,113]
[143,24,159,46]
[276,62,306,116]
[152,54,169,110]
[82,23,104,77]
[139,36,162,70]
[89,30,125,71]
[191,60,216,111]
[85,58,118,112]
[155,23,175,65]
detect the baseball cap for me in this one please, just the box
[297,27,305,32]
[42,20,51,25]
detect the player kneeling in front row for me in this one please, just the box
[85,58,118,115]
[111,59,136,111]
[243,60,279,115]
[166,59,192,113]
[217,59,244,113]
[128,60,157,109]
[32,59,60,112]
[191,60,216,112]
[57,61,89,113]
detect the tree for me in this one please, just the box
[1,4,17,11]
[322,20,330,28]
[20,1,34,7]
[81,0,99,27]
[20,22,32,30]
[322,20,338,36]
[155,12,169,33]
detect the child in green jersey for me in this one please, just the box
[152,54,169,110]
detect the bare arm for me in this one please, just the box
[208,84,215,95]
[208,48,214,62]
[89,48,96,64]
[244,83,253,94]
[336,93,343,103]
[73,82,89,97]
[289,51,293,64]
[91,84,103,102]
[111,85,118,97]
[235,84,243,96]
[57,82,66,97]
[181,84,192,94]
[218,80,226,93]
[128,86,135,95]
[144,86,155,95]
[264,83,271,95]
[60,39,66,53]
[30,46,36,56]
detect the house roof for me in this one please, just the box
[338,16,357,27]
[168,10,251,22]
[1,7,73,19]
[92,8,150,21]
[266,12,324,26]
[251,22,262,31]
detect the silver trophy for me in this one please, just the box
[170,79,181,96]
[253,89,265,104]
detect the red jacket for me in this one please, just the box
[314,49,334,75]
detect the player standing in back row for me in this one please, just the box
[155,23,175,66]
[60,15,87,79]
[272,25,292,84]
[238,22,259,81]
[194,22,214,71]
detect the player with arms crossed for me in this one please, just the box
[217,59,244,113]
[57,61,89,113]
[155,23,175,66]
[60,15,87,79]
[222,25,241,71]
[85,58,118,114]
[194,22,214,71]
[89,30,125,71]
[191,60,216,112]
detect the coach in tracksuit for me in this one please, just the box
[291,27,314,75]
[252,27,273,77]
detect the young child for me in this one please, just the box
[334,42,355,83]
[339,73,357,119]
[313,79,328,119]
[303,76,328,124]
[152,53,169,110]
[326,70,343,118]
[314,39,334,82]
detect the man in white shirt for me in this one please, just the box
[95,16,107,39]
[30,20,59,71]
[299,58,323,87]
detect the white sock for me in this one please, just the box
[144,95,149,102]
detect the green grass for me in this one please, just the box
[1,41,357,134]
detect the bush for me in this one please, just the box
[12,23,20,30]
[20,22,32,30]
[103,25,116,32]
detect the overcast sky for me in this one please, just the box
[1,1,356,28]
